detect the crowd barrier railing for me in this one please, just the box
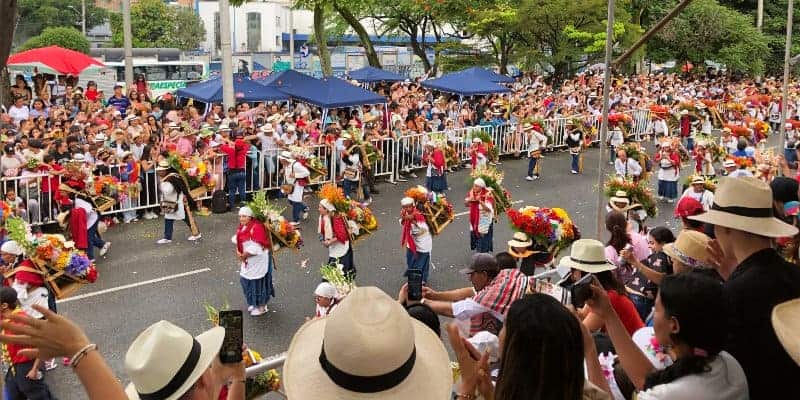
[11,109,651,226]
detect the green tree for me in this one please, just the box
[110,0,205,50]
[0,0,19,107]
[330,0,381,68]
[14,0,106,47]
[19,26,90,54]
[648,0,770,75]
[457,1,520,74]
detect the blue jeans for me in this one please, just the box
[785,148,798,166]
[164,217,190,240]
[527,157,538,177]
[405,248,431,283]
[227,170,246,209]
[470,224,493,253]
[289,199,308,222]
[571,154,579,172]
[86,221,105,260]
[686,137,694,152]
[343,179,369,200]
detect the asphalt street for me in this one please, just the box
[47,143,690,398]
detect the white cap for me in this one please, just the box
[472,137,482,143]
[473,178,486,188]
[238,206,254,217]
[259,125,273,133]
[279,151,294,160]
[94,133,107,142]
[286,124,296,132]
[0,240,24,256]
[320,199,336,212]
[314,282,338,299]
[401,197,414,206]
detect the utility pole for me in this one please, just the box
[219,0,235,109]
[122,0,133,90]
[81,0,86,35]
[289,5,295,69]
[597,0,615,238]
[780,0,794,152]
[757,0,764,32]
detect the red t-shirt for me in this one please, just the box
[608,290,645,335]
[3,309,33,364]
[40,163,63,192]
[220,139,249,170]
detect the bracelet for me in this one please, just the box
[420,298,426,305]
[454,393,476,400]
[70,343,98,369]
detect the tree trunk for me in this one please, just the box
[0,0,19,108]
[333,1,381,68]
[498,36,510,75]
[314,1,332,76]
[409,34,432,73]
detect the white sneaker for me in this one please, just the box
[250,308,266,316]
[99,242,111,256]
[290,222,300,226]
[188,234,202,241]
[525,176,534,181]
[302,211,309,220]
[571,170,578,174]
[247,306,255,312]
[157,239,172,244]
[409,172,418,178]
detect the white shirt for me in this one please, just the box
[159,180,185,220]
[681,188,714,211]
[256,133,280,155]
[16,285,49,319]
[727,169,754,178]
[75,197,99,228]
[610,129,625,146]
[238,238,270,280]
[528,131,548,153]
[405,220,432,253]
[285,161,310,202]
[637,352,748,400]
[615,158,642,177]
[8,105,29,126]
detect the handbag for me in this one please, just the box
[343,166,359,180]
[478,213,492,234]
[161,200,178,214]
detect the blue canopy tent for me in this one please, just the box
[347,66,406,83]
[420,74,511,96]
[457,66,515,84]
[176,75,290,103]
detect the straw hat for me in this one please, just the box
[363,114,378,124]
[663,230,713,269]
[283,286,450,399]
[723,159,737,169]
[691,175,705,185]
[688,177,798,238]
[259,124,274,134]
[771,298,800,365]
[609,191,631,211]
[155,160,171,171]
[558,239,616,273]
[507,231,532,248]
[124,321,225,400]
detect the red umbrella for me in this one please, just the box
[7,46,104,76]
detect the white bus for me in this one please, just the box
[104,60,208,98]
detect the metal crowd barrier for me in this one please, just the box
[7,109,652,226]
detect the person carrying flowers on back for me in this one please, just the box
[654,141,681,203]
[524,122,547,181]
[279,151,310,225]
[318,199,355,278]
[565,120,583,174]
[423,142,447,194]
[58,184,110,262]
[466,178,494,253]
[400,197,432,283]
[234,206,274,317]
[470,137,488,170]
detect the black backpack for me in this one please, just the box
[211,190,228,213]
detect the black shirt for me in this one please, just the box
[723,248,800,399]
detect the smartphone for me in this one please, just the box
[218,310,243,364]
[407,270,423,302]
[534,278,571,305]
[570,273,594,308]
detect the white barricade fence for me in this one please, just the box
[370,137,396,179]
[0,173,54,226]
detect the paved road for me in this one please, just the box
[47,144,687,398]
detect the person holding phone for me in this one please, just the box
[400,197,433,282]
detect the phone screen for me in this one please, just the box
[218,310,243,364]
[407,270,423,301]
[534,279,571,305]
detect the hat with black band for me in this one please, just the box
[558,239,617,273]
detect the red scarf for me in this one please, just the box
[471,144,487,168]
[69,207,88,250]
[319,215,350,244]
[236,220,270,254]
[400,208,426,254]
[467,189,490,233]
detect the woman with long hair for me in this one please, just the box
[451,294,611,400]
[605,210,652,319]
[619,226,676,319]
[588,273,748,399]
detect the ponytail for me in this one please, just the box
[643,353,714,389]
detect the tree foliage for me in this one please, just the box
[648,0,770,75]
[19,26,90,54]
[109,0,206,50]
[14,0,106,47]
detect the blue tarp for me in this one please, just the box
[347,66,406,83]
[457,67,515,83]
[421,73,511,96]
[176,76,289,103]
[263,70,386,108]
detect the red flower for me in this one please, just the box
[85,266,98,283]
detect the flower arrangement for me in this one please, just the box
[603,176,657,217]
[319,183,351,213]
[618,142,648,164]
[731,156,753,169]
[318,183,378,238]
[694,134,727,162]
[700,99,719,108]
[723,124,751,137]
[507,206,580,256]
[683,175,718,192]
[246,192,302,251]
[287,145,329,182]
[404,185,454,235]
[607,113,632,128]
[0,201,12,220]
[320,262,356,297]
[470,166,512,214]
[470,130,499,161]
[725,102,745,112]
[649,105,669,120]
[167,153,216,190]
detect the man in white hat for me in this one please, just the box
[400,197,432,282]
[523,123,547,181]
[312,282,339,318]
[318,199,355,277]
[722,158,753,178]
[614,148,642,180]
[680,175,714,211]
[279,151,310,225]
[124,320,245,400]
[340,133,371,205]
[689,177,800,398]
[465,178,494,253]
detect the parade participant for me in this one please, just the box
[524,122,548,181]
[422,142,447,193]
[466,178,494,253]
[689,177,800,398]
[560,239,644,335]
[720,128,738,155]
[318,199,355,277]
[693,143,715,177]
[1,287,55,400]
[614,149,643,180]
[654,142,680,203]
[680,176,714,211]
[233,207,273,316]
[279,151,310,225]
[400,197,432,282]
[679,110,693,151]
[340,133,370,204]
[649,115,669,143]
[58,184,110,261]
[722,158,753,177]
[422,253,528,337]
[312,282,339,318]
[156,160,201,244]
[506,231,555,277]
[565,121,583,174]
[469,137,488,170]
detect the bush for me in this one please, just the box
[19,26,90,54]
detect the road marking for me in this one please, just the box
[453,200,523,217]
[57,268,212,304]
